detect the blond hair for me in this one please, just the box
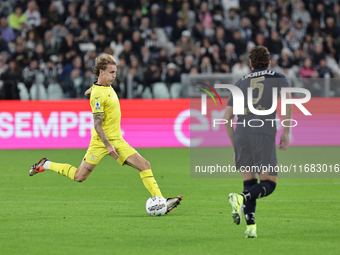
[93,53,117,78]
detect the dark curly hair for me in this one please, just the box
[93,53,117,78]
[249,46,270,69]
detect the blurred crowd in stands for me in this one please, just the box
[1,0,340,100]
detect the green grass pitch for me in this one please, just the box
[0,146,339,255]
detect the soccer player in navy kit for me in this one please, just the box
[224,46,293,238]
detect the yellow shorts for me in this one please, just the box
[83,138,137,166]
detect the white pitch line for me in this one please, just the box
[0,182,339,191]
[0,200,339,203]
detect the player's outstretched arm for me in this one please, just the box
[93,114,119,159]
[279,92,293,151]
[84,88,92,98]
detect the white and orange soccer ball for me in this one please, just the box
[145,196,167,216]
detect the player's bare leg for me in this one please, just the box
[29,157,96,182]
[73,160,96,182]
[125,152,182,214]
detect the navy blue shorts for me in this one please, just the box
[234,133,278,176]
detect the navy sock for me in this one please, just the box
[241,180,276,203]
[243,179,257,225]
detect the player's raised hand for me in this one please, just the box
[279,132,290,151]
[107,144,119,159]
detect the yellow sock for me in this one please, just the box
[49,162,77,180]
[140,169,163,197]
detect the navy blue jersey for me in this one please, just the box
[227,68,289,139]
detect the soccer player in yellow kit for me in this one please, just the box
[29,54,182,214]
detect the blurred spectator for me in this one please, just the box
[93,5,106,29]
[60,33,79,55]
[130,56,144,85]
[232,59,250,80]
[119,40,133,66]
[284,30,300,52]
[182,55,194,74]
[139,46,151,67]
[0,17,16,42]
[222,0,240,13]
[264,3,277,29]
[312,43,327,66]
[110,32,124,60]
[144,31,161,58]
[139,17,152,40]
[8,6,26,31]
[43,59,60,86]
[312,3,326,29]
[25,29,41,53]
[68,17,81,37]
[0,32,10,54]
[117,15,132,41]
[333,4,340,27]
[12,43,29,68]
[63,68,84,98]
[323,17,339,38]
[161,4,177,36]
[231,30,247,57]
[323,34,338,61]
[115,57,129,89]
[213,26,228,53]
[144,61,162,97]
[88,20,98,41]
[316,59,333,78]
[78,4,90,28]
[95,32,110,54]
[157,48,170,66]
[177,30,195,56]
[25,1,41,29]
[47,3,62,28]
[78,28,94,53]
[192,22,204,42]
[148,4,161,29]
[292,2,311,27]
[60,55,83,84]
[31,43,48,65]
[224,43,238,68]
[171,18,186,44]
[254,18,271,40]
[43,30,59,56]
[197,2,213,34]
[171,45,185,68]
[300,57,319,80]
[165,62,181,89]
[224,8,240,31]
[178,2,195,30]
[64,3,77,28]
[0,60,22,99]
[199,56,214,74]
[267,31,283,55]
[51,23,68,45]
[239,17,252,43]
[278,48,293,69]
[300,57,322,97]
[270,55,283,73]
[246,4,261,25]
[83,50,97,70]
[105,19,116,40]
[131,31,144,57]
[132,8,142,30]
[22,59,42,89]
[291,20,306,41]
[292,48,306,67]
